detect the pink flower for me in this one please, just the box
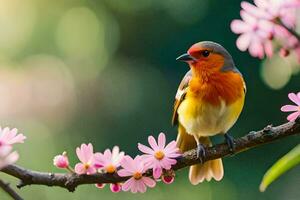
[231,10,273,58]
[231,0,300,60]
[281,92,300,121]
[0,145,19,169]
[110,183,121,193]
[53,152,69,169]
[138,133,181,179]
[94,146,124,174]
[74,143,97,175]
[249,0,300,28]
[117,156,156,193]
[0,127,26,147]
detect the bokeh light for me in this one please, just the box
[56,7,103,59]
[260,55,292,90]
[0,0,36,57]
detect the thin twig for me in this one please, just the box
[277,19,300,42]
[1,119,300,192]
[0,179,23,200]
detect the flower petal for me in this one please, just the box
[158,133,166,149]
[164,141,178,153]
[136,180,146,193]
[236,33,251,51]
[264,41,273,58]
[281,105,299,112]
[142,177,156,188]
[74,163,85,174]
[288,93,300,105]
[87,166,97,175]
[76,147,85,163]
[122,177,134,192]
[287,111,300,122]
[138,143,154,155]
[103,149,112,160]
[131,180,138,193]
[148,136,159,151]
[153,167,162,179]
[118,169,132,177]
[231,20,250,34]
[120,155,136,172]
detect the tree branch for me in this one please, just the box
[277,19,300,42]
[1,119,300,192]
[0,179,23,200]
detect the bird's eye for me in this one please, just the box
[201,50,210,57]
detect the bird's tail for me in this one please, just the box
[176,125,224,185]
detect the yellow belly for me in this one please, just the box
[177,95,244,138]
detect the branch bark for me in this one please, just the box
[0,179,23,200]
[1,119,300,192]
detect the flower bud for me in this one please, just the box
[162,175,174,184]
[53,152,69,169]
[95,183,106,189]
[110,183,121,193]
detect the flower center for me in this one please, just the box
[154,151,165,160]
[84,163,90,170]
[105,165,116,173]
[133,172,142,180]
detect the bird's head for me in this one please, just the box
[176,41,237,73]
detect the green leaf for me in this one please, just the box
[259,144,300,192]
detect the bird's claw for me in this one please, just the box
[196,144,206,163]
[224,133,235,154]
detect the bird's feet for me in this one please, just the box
[224,133,235,154]
[196,144,206,163]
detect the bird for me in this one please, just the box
[172,41,246,185]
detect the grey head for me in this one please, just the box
[177,41,241,74]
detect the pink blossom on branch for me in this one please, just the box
[94,146,124,174]
[281,92,300,122]
[231,10,273,58]
[242,0,299,27]
[231,0,300,60]
[0,127,26,147]
[117,156,156,193]
[138,132,181,179]
[75,143,97,175]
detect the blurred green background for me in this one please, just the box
[0,0,299,199]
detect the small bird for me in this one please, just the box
[172,41,246,185]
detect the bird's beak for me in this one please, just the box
[176,53,196,62]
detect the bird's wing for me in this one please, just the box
[172,70,192,126]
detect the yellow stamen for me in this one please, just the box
[106,165,116,173]
[154,151,165,160]
[133,172,142,180]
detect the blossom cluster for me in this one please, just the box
[0,127,26,169]
[53,132,181,193]
[231,0,300,60]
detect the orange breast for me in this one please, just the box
[188,71,245,106]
